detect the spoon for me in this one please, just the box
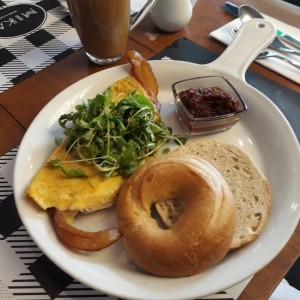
[257,50,300,70]
[239,5,300,56]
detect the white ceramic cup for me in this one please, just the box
[150,0,198,32]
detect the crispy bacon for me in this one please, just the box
[52,209,122,251]
[127,50,159,106]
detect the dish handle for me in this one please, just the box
[209,19,276,80]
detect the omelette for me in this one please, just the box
[26,76,149,212]
[110,76,148,102]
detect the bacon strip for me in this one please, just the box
[52,209,122,251]
[127,50,159,106]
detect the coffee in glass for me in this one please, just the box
[67,0,157,65]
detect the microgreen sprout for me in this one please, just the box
[48,88,186,178]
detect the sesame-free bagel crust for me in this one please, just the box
[116,155,236,277]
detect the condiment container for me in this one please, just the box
[172,76,247,135]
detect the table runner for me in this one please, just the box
[0,36,299,300]
[0,0,80,93]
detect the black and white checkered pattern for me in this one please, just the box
[0,148,241,299]
[0,0,81,93]
[0,149,120,299]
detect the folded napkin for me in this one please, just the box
[210,16,300,84]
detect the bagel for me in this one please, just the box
[116,154,236,277]
[157,140,271,250]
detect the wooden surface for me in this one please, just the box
[0,0,299,299]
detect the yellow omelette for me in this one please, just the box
[26,76,148,212]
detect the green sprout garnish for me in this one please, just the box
[48,88,186,178]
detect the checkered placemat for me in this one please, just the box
[0,0,81,93]
[0,147,251,300]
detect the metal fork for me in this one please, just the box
[230,25,300,56]
[229,25,240,37]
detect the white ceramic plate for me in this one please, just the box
[14,61,300,300]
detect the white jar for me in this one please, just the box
[150,0,198,32]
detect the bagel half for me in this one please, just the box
[157,140,271,250]
[116,154,236,277]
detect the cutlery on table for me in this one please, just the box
[229,26,300,70]
[256,50,300,69]
[239,5,300,56]
[276,29,300,50]
[224,1,300,51]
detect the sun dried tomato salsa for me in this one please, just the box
[178,87,239,118]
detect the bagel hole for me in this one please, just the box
[151,198,185,229]
[151,205,169,229]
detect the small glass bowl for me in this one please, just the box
[172,76,248,135]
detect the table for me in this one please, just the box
[0,0,299,299]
